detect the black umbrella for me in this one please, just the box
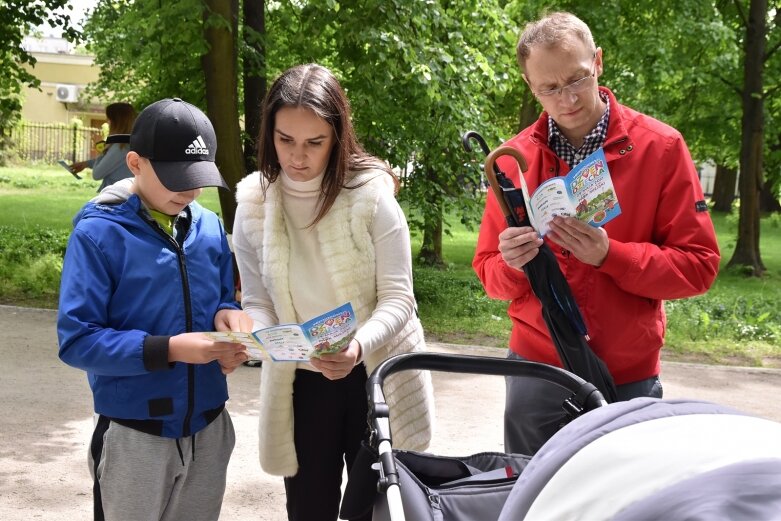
[463,131,617,403]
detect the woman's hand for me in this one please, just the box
[309,339,362,380]
[70,161,89,174]
[214,309,254,332]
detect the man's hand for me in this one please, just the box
[214,308,254,333]
[309,339,362,380]
[548,216,609,267]
[498,226,544,271]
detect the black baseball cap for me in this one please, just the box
[128,98,228,192]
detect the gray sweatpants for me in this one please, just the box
[90,409,235,521]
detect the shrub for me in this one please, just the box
[665,294,780,345]
[0,226,70,305]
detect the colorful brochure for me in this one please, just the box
[205,302,356,362]
[518,148,620,236]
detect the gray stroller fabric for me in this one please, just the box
[612,458,781,521]
[372,450,531,521]
[497,398,781,520]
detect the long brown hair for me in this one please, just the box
[105,102,136,151]
[257,64,396,225]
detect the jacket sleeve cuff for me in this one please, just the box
[597,238,637,278]
[143,335,172,371]
[501,260,529,282]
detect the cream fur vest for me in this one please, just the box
[235,171,434,477]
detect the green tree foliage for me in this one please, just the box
[274,0,520,265]
[0,1,78,133]
[83,0,208,108]
[79,0,779,269]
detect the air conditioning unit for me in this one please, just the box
[55,84,79,103]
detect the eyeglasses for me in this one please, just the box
[533,54,597,99]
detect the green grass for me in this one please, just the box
[411,226,512,347]
[0,165,221,306]
[662,212,781,366]
[1,164,780,366]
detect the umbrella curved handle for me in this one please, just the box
[483,146,529,226]
[462,131,501,174]
[484,145,529,176]
[461,130,491,155]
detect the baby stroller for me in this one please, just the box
[340,352,607,521]
[497,397,781,520]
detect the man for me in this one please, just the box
[473,12,721,455]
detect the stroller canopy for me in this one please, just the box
[498,398,781,520]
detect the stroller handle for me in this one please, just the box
[367,352,605,432]
[364,352,605,505]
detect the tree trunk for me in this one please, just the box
[759,181,781,213]
[711,163,737,212]
[518,88,538,132]
[203,0,244,233]
[766,133,781,213]
[418,166,445,267]
[419,211,444,267]
[727,0,765,276]
[242,0,265,175]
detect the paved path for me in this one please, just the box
[1,305,780,520]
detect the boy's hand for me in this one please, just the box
[310,339,362,380]
[218,349,250,375]
[214,309,254,332]
[169,332,248,365]
[211,310,253,374]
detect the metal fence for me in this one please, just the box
[8,122,103,164]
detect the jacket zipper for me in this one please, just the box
[143,212,195,438]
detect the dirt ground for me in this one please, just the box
[2,305,780,520]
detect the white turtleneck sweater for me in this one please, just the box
[233,169,416,371]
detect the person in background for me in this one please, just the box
[231,63,434,521]
[57,98,250,521]
[71,102,136,192]
[473,11,721,455]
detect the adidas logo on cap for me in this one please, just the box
[185,135,209,155]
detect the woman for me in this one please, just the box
[71,102,136,191]
[232,64,434,521]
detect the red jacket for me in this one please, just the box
[473,88,720,385]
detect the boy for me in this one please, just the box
[57,98,251,521]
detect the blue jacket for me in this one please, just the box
[57,187,239,438]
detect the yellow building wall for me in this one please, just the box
[21,52,105,127]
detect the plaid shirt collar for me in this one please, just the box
[548,92,610,168]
